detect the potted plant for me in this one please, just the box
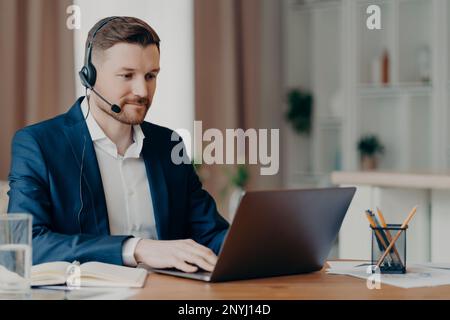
[285,89,313,135]
[357,135,385,171]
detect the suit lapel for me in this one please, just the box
[141,132,169,240]
[63,97,110,235]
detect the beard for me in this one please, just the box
[97,96,151,125]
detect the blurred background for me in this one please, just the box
[1,0,450,262]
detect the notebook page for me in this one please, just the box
[80,262,147,287]
[31,261,71,286]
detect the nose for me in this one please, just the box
[132,77,148,97]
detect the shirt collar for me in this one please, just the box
[81,96,146,159]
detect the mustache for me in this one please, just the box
[123,97,150,107]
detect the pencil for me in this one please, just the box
[376,207,387,228]
[375,206,417,268]
[365,211,394,265]
[400,206,418,229]
[376,207,403,266]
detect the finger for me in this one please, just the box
[182,252,215,272]
[174,259,198,273]
[182,240,218,266]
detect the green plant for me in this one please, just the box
[285,89,313,134]
[220,165,250,199]
[230,165,249,189]
[357,135,385,157]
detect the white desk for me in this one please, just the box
[332,171,450,263]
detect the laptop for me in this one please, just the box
[140,187,356,282]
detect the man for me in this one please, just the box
[7,16,229,273]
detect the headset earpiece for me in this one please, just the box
[79,44,97,88]
[79,66,92,89]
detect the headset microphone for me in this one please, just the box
[90,87,122,114]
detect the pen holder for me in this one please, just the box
[371,224,407,274]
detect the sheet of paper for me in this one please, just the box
[415,262,450,270]
[326,261,450,288]
[326,261,371,270]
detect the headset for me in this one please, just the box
[75,134,100,235]
[76,18,125,234]
[79,17,122,114]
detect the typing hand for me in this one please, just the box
[134,239,218,273]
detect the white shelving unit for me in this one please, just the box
[282,0,344,190]
[356,0,447,172]
[282,0,450,261]
[282,0,450,183]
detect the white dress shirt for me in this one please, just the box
[81,97,158,266]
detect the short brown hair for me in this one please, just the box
[85,16,160,60]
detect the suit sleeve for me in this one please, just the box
[187,163,229,255]
[7,129,131,265]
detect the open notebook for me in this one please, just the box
[31,261,147,288]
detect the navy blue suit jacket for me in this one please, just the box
[7,97,229,265]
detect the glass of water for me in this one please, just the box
[0,214,32,292]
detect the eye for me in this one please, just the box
[145,73,157,81]
[120,73,133,80]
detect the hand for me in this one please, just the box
[134,239,218,273]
